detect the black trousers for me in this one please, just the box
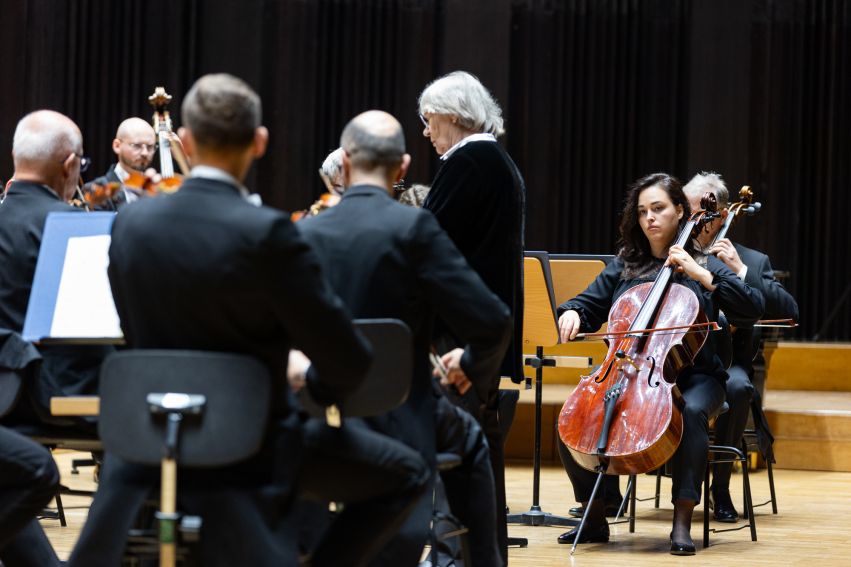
[558,372,726,505]
[364,393,500,567]
[69,418,428,567]
[0,426,61,567]
[712,364,754,491]
[435,395,501,567]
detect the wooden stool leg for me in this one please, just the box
[160,458,177,567]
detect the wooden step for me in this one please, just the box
[763,390,851,472]
[504,384,851,472]
[763,342,851,391]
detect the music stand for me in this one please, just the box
[507,251,592,528]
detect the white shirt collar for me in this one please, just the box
[440,132,497,161]
[189,165,261,205]
[114,163,131,183]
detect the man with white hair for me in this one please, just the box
[0,109,94,567]
[683,171,798,523]
[84,117,158,209]
[0,110,109,424]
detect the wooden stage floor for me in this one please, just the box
[47,451,851,565]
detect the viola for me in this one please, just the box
[557,193,720,475]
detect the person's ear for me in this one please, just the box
[397,154,411,181]
[341,151,352,187]
[252,126,269,159]
[177,127,195,159]
[112,138,122,157]
[721,208,729,220]
[676,204,684,220]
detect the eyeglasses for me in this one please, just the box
[418,113,429,128]
[66,153,91,173]
[122,141,157,153]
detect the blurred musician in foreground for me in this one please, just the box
[683,172,798,523]
[555,173,763,554]
[0,110,109,429]
[0,426,61,566]
[70,74,428,567]
[298,110,511,566]
[418,71,525,561]
[83,117,158,210]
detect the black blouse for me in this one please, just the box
[557,255,764,380]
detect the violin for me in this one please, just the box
[291,169,343,221]
[557,193,720,475]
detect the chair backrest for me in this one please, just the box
[522,251,559,349]
[299,318,412,419]
[547,254,613,305]
[98,350,270,467]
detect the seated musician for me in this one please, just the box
[298,110,511,566]
[319,147,345,196]
[0,110,111,430]
[83,117,158,210]
[683,172,798,523]
[69,74,428,567]
[555,173,764,555]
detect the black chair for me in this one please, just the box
[620,401,758,548]
[99,349,271,567]
[298,318,412,420]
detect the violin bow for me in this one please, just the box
[753,318,798,328]
[573,321,722,341]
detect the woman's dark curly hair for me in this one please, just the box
[617,172,692,265]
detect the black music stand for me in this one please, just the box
[506,251,592,528]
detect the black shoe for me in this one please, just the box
[710,489,739,523]
[557,523,609,544]
[568,503,621,518]
[669,532,696,556]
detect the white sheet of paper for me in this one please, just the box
[50,235,122,338]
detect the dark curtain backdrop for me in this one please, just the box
[1,0,848,340]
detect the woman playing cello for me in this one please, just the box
[555,173,763,554]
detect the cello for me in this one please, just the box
[148,86,189,191]
[557,193,720,477]
[708,186,761,246]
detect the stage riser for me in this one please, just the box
[506,381,851,472]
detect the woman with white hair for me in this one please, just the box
[418,70,525,564]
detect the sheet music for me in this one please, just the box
[50,235,122,338]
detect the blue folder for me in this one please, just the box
[22,212,122,344]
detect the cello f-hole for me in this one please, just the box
[646,355,659,387]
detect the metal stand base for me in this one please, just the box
[507,507,577,527]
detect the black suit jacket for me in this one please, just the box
[82,165,143,211]
[730,243,799,367]
[107,176,371,415]
[0,181,109,420]
[298,184,511,461]
[424,141,526,382]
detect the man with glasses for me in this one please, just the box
[84,117,158,210]
[0,110,110,429]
